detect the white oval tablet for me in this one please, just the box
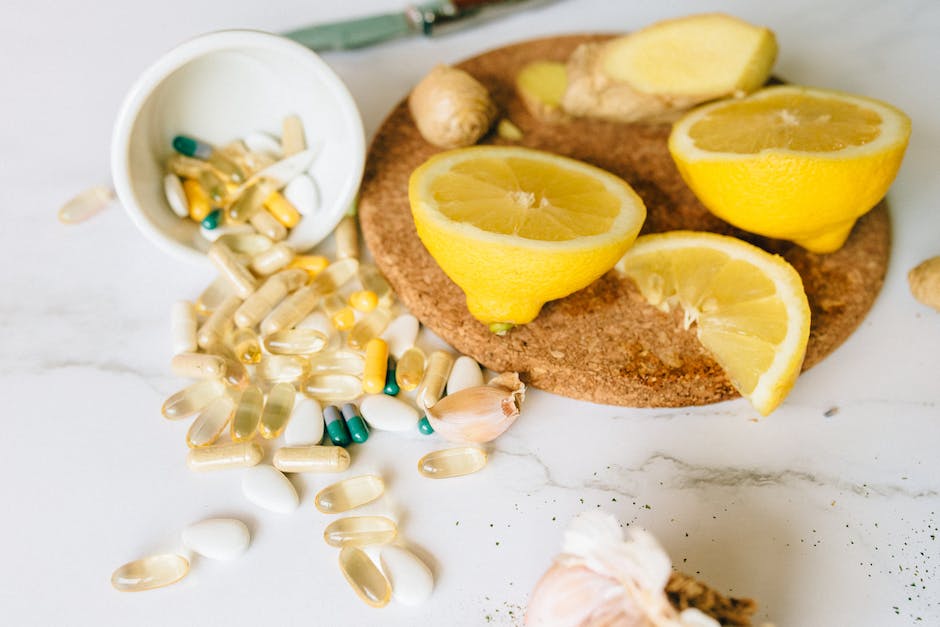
[163,174,189,218]
[283,174,320,215]
[243,131,283,159]
[380,546,434,606]
[181,518,250,561]
[241,465,299,514]
[446,356,484,395]
[284,396,324,446]
[381,314,419,359]
[360,395,419,431]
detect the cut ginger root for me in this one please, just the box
[562,13,778,123]
[515,60,569,122]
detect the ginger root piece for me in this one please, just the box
[408,65,498,148]
[563,13,778,123]
[515,61,569,122]
[909,256,940,312]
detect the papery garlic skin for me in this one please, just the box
[525,512,720,627]
[426,372,525,443]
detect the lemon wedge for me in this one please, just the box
[409,146,646,328]
[616,231,811,415]
[669,85,911,252]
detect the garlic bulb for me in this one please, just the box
[425,372,525,443]
[525,512,721,627]
[408,65,498,148]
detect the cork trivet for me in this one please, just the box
[667,571,757,626]
[359,34,890,408]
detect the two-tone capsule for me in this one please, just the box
[323,405,351,447]
[341,403,369,443]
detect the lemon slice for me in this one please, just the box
[616,231,810,415]
[669,85,911,253]
[409,146,646,327]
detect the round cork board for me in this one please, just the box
[358,34,890,408]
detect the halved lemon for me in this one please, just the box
[616,231,811,415]
[669,85,911,253]
[409,146,646,328]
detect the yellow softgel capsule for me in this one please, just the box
[308,350,365,376]
[395,347,426,392]
[231,385,264,442]
[162,379,226,420]
[362,338,389,395]
[231,327,262,364]
[234,269,307,329]
[349,290,378,313]
[259,382,295,439]
[170,352,226,379]
[315,475,385,514]
[263,328,328,355]
[323,516,397,548]
[197,295,242,350]
[418,447,487,479]
[347,308,392,350]
[261,286,320,336]
[182,179,213,222]
[288,255,329,279]
[322,293,356,331]
[263,191,302,228]
[187,396,236,448]
[338,546,390,608]
[256,355,310,384]
[111,554,190,592]
[302,373,362,404]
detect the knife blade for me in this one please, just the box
[285,0,558,52]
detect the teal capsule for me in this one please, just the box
[173,135,245,183]
[342,403,369,443]
[324,405,351,447]
[383,356,399,396]
[201,209,222,230]
[417,416,434,435]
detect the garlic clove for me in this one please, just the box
[425,372,525,443]
[525,563,645,626]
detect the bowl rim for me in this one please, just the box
[110,28,366,265]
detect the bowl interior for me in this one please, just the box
[113,31,364,263]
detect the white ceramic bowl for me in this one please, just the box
[111,30,365,264]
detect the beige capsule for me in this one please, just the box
[261,286,320,336]
[208,242,257,298]
[197,295,242,350]
[335,215,359,260]
[249,242,295,276]
[234,269,307,329]
[415,350,454,409]
[170,353,225,379]
[249,207,288,241]
[186,441,264,471]
[273,445,350,473]
[196,276,234,316]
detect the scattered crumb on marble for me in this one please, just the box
[824,406,839,417]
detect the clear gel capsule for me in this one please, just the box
[216,232,273,256]
[111,554,189,592]
[171,301,198,355]
[263,328,328,355]
[163,175,189,218]
[358,263,392,306]
[170,352,226,379]
[348,308,393,350]
[308,350,365,376]
[418,447,487,479]
[234,269,307,329]
[281,114,306,156]
[416,350,454,409]
[302,373,362,404]
[197,295,242,351]
[208,242,257,299]
[321,293,356,331]
[187,396,236,448]
[298,312,341,350]
[220,139,273,177]
[249,207,287,241]
[396,347,426,392]
[323,405,352,447]
[315,475,385,514]
[227,178,278,223]
[273,445,350,473]
[259,382,295,439]
[220,356,250,389]
[263,191,301,228]
[256,355,309,384]
[231,327,262,365]
[58,185,114,223]
[231,385,263,442]
[196,277,234,316]
[186,441,263,471]
[324,516,397,547]
[173,134,246,183]
[362,338,389,394]
[339,545,391,608]
[165,154,227,203]
[162,379,226,420]
[249,242,295,276]
[335,215,359,260]
[261,286,320,336]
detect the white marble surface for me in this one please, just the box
[1,0,938,625]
